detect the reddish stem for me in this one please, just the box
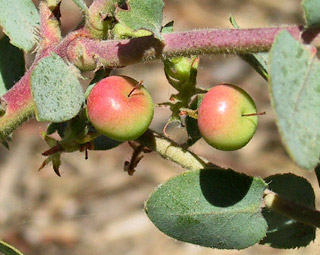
[242,111,266,117]
[127,80,143,97]
[0,26,318,141]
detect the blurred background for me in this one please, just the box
[0,0,319,254]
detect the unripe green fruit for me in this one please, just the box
[87,76,154,141]
[198,84,258,151]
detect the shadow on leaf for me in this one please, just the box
[199,168,253,207]
[260,173,315,249]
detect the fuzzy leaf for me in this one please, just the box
[260,174,315,248]
[302,0,320,28]
[269,30,320,170]
[0,241,23,255]
[115,0,164,39]
[31,53,84,122]
[0,35,25,96]
[0,0,40,51]
[145,168,268,249]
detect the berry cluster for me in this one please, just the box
[87,76,260,150]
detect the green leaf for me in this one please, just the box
[115,0,164,39]
[145,168,268,249]
[72,0,89,15]
[93,135,123,150]
[31,53,84,122]
[0,35,25,96]
[0,0,40,52]
[315,164,320,189]
[161,20,174,33]
[229,15,268,81]
[302,0,320,28]
[186,94,203,146]
[0,241,23,255]
[260,174,315,248]
[47,122,67,137]
[1,140,9,150]
[269,30,320,170]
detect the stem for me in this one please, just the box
[67,26,319,70]
[242,111,266,117]
[136,129,211,171]
[264,189,320,228]
[127,80,143,97]
[0,25,318,142]
[0,72,34,141]
[39,1,62,49]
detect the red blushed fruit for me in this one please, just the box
[198,84,258,151]
[87,76,154,141]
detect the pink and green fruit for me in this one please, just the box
[87,76,154,141]
[197,84,258,151]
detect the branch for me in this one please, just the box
[137,129,210,170]
[1,25,319,141]
[66,26,314,70]
[264,189,320,228]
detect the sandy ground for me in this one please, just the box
[0,0,319,254]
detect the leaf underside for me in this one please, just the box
[302,0,320,28]
[0,0,40,51]
[269,30,320,170]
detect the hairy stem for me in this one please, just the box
[0,72,34,141]
[0,25,318,141]
[137,129,212,170]
[66,26,318,70]
[264,190,320,228]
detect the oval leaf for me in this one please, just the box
[31,53,84,122]
[115,0,164,39]
[145,168,268,249]
[0,35,25,96]
[302,0,320,28]
[0,0,40,52]
[260,174,315,248]
[269,30,320,170]
[0,241,23,255]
